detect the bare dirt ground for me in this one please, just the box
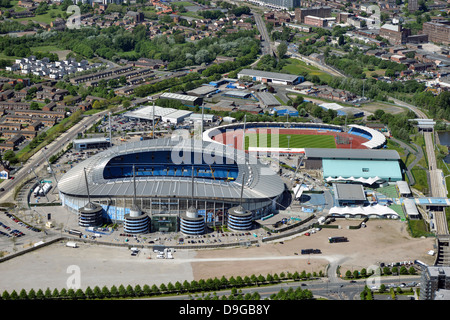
[191,219,436,280]
[0,219,436,293]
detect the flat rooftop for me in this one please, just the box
[304,148,400,160]
[334,183,366,201]
[238,69,301,82]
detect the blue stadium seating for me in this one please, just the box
[103,151,239,181]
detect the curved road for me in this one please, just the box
[388,98,448,234]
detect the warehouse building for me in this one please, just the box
[124,105,193,124]
[222,90,254,100]
[237,69,304,86]
[319,103,364,118]
[73,137,110,151]
[303,148,403,184]
[333,183,366,206]
[159,92,203,106]
[257,91,281,108]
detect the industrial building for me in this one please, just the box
[303,148,403,184]
[73,137,110,151]
[124,104,193,125]
[237,69,304,86]
[319,103,364,118]
[272,106,299,117]
[247,0,301,10]
[333,183,366,206]
[58,138,285,234]
[222,90,254,100]
[187,85,221,98]
[257,91,281,108]
[159,92,203,106]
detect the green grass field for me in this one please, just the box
[281,58,333,84]
[245,133,336,149]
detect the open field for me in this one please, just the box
[359,101,406,115]
[245,133,336,149]
[282,58,333,83]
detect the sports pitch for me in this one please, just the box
[244,133,336,149]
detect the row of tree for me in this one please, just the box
[192,286,314,300]
[342,264,417,280]
[1,270,320,300]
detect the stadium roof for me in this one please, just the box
[348,124,386,149]
[58,138,284,201]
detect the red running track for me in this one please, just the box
[212,128,370,151]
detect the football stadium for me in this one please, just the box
[58,138,285,234]
[203,122,387,153]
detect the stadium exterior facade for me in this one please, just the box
[58,138,285,232]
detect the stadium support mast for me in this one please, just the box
[201,103,204,137]
[83,167,91,203]
[239,172,246,207]
[133,164,137,206]
[191,165,195,209]
[152,102,155,139]
[242,114,246,151]
[41,148,58,187]
[108,112,112,147]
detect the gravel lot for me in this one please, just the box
[0,218,436,293]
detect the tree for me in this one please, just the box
[134,284,142,297]
[151,284,160,295]
[3,150,17,164]
[277,42,288,59]
[28,288,36,300]
[19,289,27,300]
[30,102,40,110]
[126,285,135,297]
[2,290,10,300]
[85,286,93,299]
[118,285,127,298]
[75,289,85,300]
[93,286,103,299]
[52,288,59,299]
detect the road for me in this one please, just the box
[253,12,273,57]
[0,109,112,204]
[146,275,421,301]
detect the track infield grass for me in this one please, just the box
[244,133,336,149]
